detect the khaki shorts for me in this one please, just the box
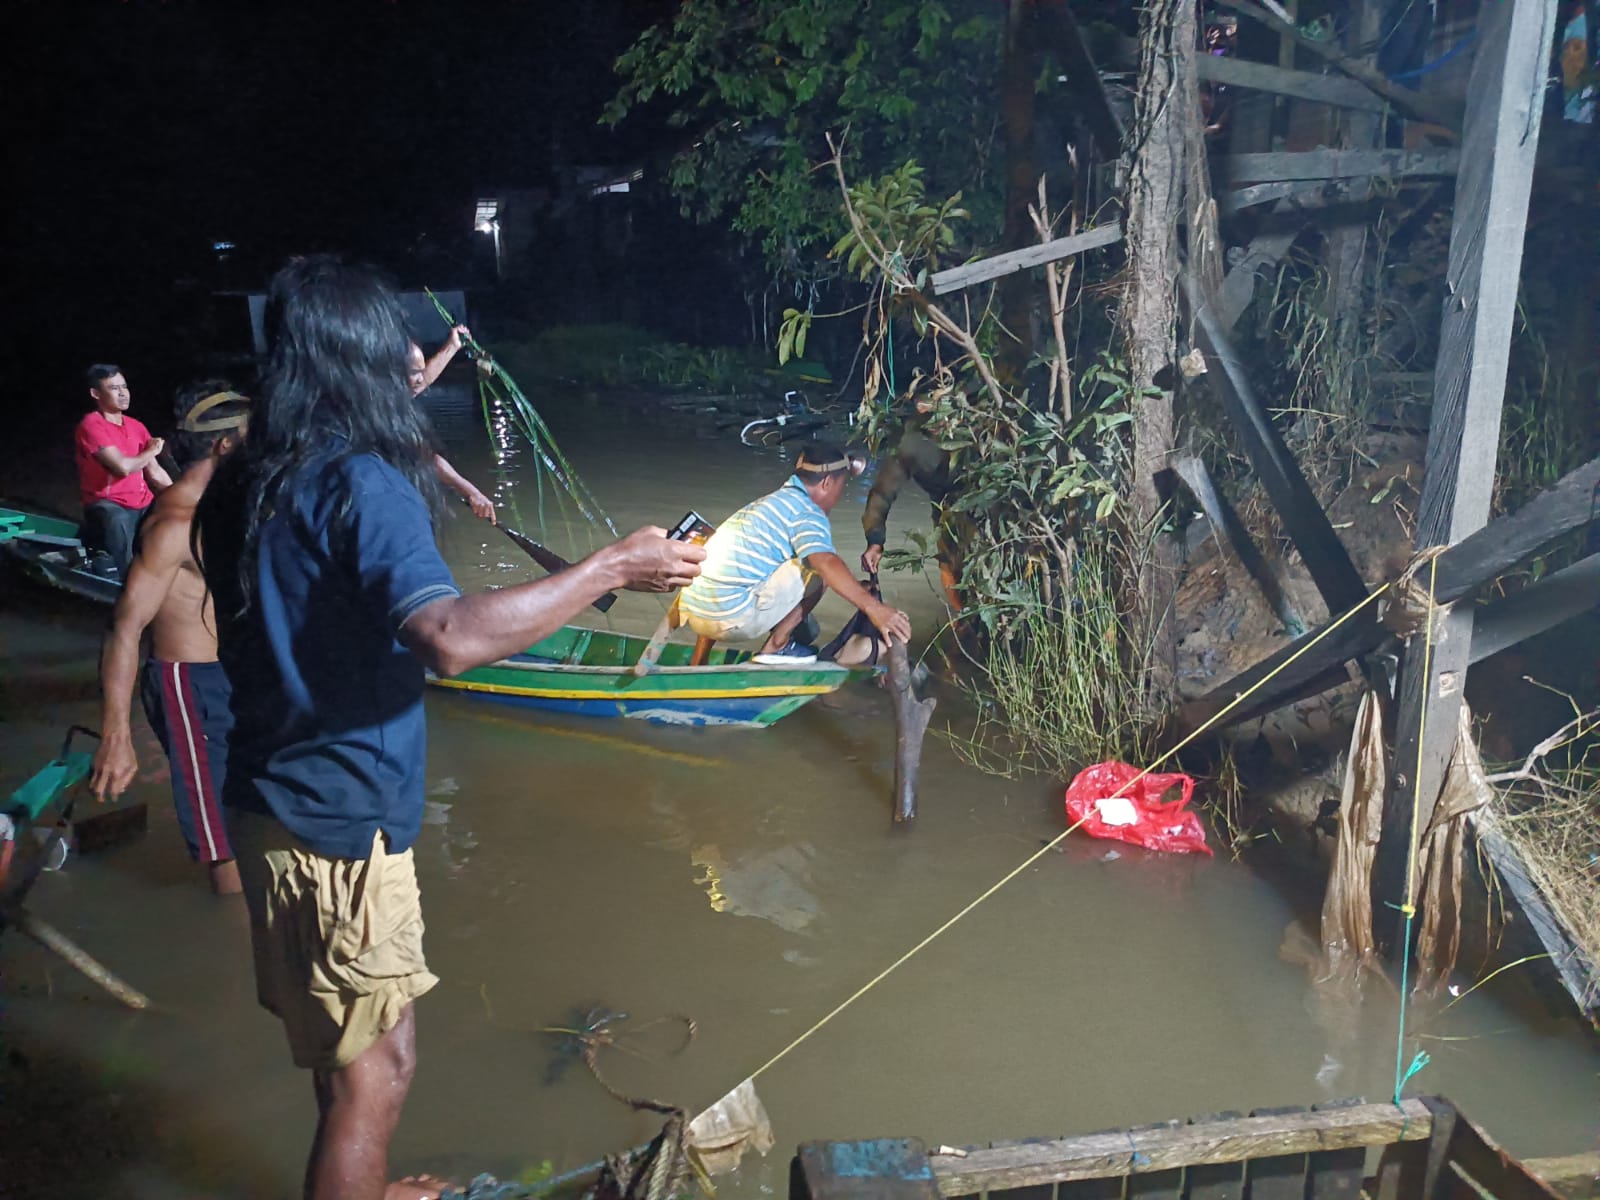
[683,559,809,642]
[232,810,438,1072]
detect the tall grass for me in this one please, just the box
[949,535,1163,779]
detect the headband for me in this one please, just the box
[797,454,850,474]
[181,391,251,433]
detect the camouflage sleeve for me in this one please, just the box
[862,449,911,547]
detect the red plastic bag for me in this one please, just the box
[1065,761,1212,856]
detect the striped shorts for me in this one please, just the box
[140,658,234,864]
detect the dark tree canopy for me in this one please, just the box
[604,0,1006,281]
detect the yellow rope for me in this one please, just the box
[746,581,1394,1084]
[1398,554,1439,920]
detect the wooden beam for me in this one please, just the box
[929,222,1122,295]
[1196,54,1389,113]
[1376,0,1560,952]
[1170,455,1306,636]
[1434,1096,1570,1199]
[1217,147,1458,185]
[1180,614,1379,733]
[1216,0,1463,129]
[1469,553,1600,665]
[1186,275,1370,615]
[930,1101,1432,1194]
[1184,454,1600,730]
[795,1140,942,1200]
[1471,807,1599,1021]
[1218,178,1335,213]
[1431,454,1600,599]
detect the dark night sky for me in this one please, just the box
[3,0,670,410]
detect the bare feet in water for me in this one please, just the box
[386,1174,454,1200]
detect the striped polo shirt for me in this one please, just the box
[680,477,836,621]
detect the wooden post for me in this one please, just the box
[1322,0,1384,414]
[1186,279,1369,616]
[1374,0,1559,953]
[886,643,935,824]
[4,905,151,1009]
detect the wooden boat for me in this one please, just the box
[792,1096,1584,1200]
[0,505,121,606]
[427,624,869,728]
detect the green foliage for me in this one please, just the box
[822,155,1163,777]
[949,536,1163,779]
[604,0,1003,278]
[830,161,968,285]
[493,325,768,394]
[776,308,810,366]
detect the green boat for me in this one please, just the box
[427,624,869,728]
[0,505,122,607]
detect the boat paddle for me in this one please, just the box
[466,501,617,613]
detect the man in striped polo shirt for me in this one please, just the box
[681,442,912,663]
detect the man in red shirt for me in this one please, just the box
[75,364,172,573]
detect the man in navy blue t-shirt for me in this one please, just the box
[197,256,704,1200]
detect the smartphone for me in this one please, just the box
[668,511,715,545]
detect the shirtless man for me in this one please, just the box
[408,324,495,521]
[89,383,251,894]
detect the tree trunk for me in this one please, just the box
[1122,0,1201,687]
[1322,0,1384,415]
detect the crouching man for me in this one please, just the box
[679,442,911,663]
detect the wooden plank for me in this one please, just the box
[1431,454,1600,599]
[1215,0,1462,129]
[1468,553,1600,665]
[1184,1112,1245,1200]
[1523,1152,1600,1198]
[1215,224,1304,329]
[931,1101,1432,1195]
[988,1140,1058,1200]
[1217,179,1333,214]
[1244,1106,1309,1199]
[1195,54,1388,113]
[1186,275,1369,616]
[1471,807,1599,1020]
[1125,1121,1183,1199]
[1375,0,1559,952]
[1306,1100,1368,1199]
[1171,456,1306,636]
[1372,1141,1427,1200]
[1434,1099,1566,1200]
[796,1139,942,1200]
[1217,147,1458,185]
[1184,455,1600,732]
[929,223,1123,295]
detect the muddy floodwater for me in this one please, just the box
[3,384,1596,1198]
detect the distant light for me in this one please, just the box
[474,198,501,233]
[590,168,643,197]
[213,240,236,252]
